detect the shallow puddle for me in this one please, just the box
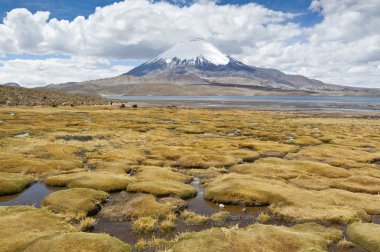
[0,182,58,207]
[56,135,93,141]
[373,215,380,224]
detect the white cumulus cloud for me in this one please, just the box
[0,0,379,88]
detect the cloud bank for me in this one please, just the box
[0,0,379,88]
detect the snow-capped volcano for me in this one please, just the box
[46,39,380,96]
[127,39,236,77]
[156,39,230,66]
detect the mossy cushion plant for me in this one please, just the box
[347,223,380,252]
[204,173,378,224]
[169,223,342,252]
[23,232,132,252]
[101,194,173,221]
[0,172,35,196]
[127,166,196,199]
[41,188,108,217]
[0,206,75,251]
[0,206,131,252]
[44,172,134,192]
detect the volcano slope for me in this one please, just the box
[0,106,379,251]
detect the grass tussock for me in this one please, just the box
[79,217,97,231]
[135,237,174,252]
[0,172,35,196]
[127,166,196,199]
[0,206,76,251]
[336,239,355,249]
[210,211,230,226]
[256,212,271,224]
[44,172,134,192]
[158,197,188,212]
[41,188,108,217]
[132,216,159,234]
[160,219,176,232]
[181,210,209,225]
[347,223,380,252]
[204,173,378,224]
[23,232,131,252]
[168,223,342,252]
[101,194,173,221]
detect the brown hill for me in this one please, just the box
[0,85,112,106]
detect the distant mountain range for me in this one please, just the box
[45,39,380,96]
[2,82,21,88]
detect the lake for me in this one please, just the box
[105,96,380,110]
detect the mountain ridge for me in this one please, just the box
[45,39,380,96]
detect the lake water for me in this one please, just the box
[105,96,380,110]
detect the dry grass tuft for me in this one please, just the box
[210,211,230,225]
[160,219,176,232]
[80,217,97,231]
[181,210,208,225]
[336,239,355,249]
[132,216,159,234]
[256,212,271,223]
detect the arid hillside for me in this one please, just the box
[0,85,112,106]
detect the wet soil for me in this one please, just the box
[56,135,93,141]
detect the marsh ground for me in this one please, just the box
[0,106,379,251]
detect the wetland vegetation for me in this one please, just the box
[0,106,379,251]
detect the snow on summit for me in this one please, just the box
[155,39,230,65]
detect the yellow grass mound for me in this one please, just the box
[41,188,108,217]
[24,232,131,252]
[170,223,342,252]
[101,194,173,221]
[0,206,75,252]
[0,172,35,196]
[44,172,134,192]
[127,166,196,199]
[347,223,380,252]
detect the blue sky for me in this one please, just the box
[0,0,379,88]
[0,0,321,27]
